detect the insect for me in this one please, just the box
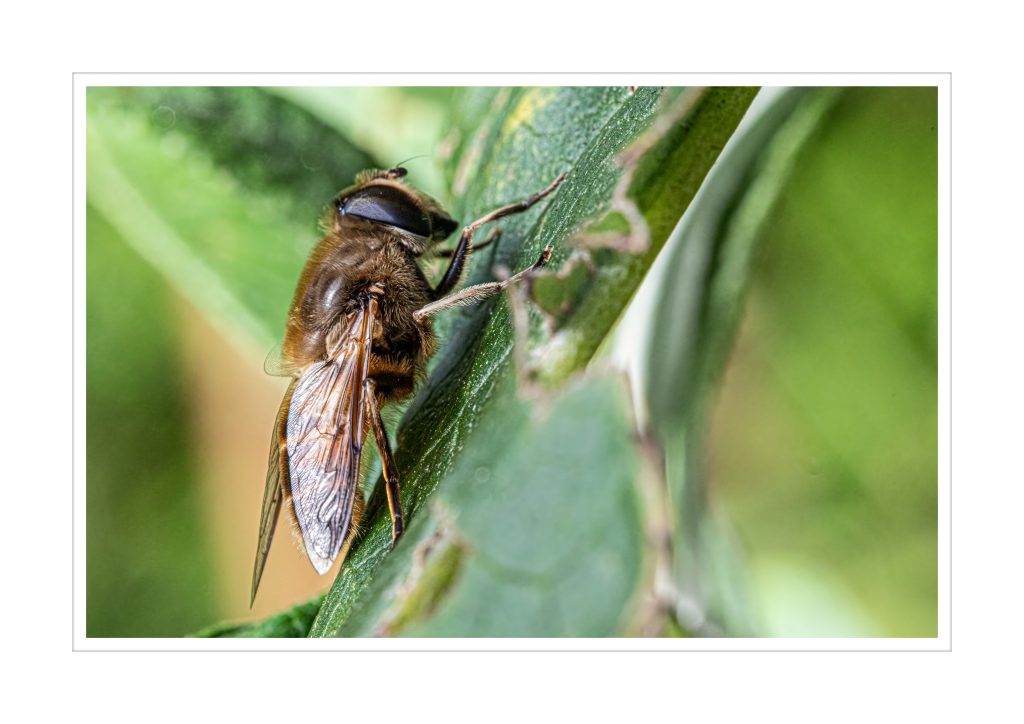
[251,166,566,604]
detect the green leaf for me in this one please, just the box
[642,88,844,634]
[86,88,379,354]
[708,88,939,636]
[87,207,218,637]
[90,87,379,223]
[191,596,324,638]
[268,86,452,199]
[309,86,758,637]
[334,377,643,637]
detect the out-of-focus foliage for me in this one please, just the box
[709,87,938,636]
[641,88,845,635]
[86,88,368,352]
[87,209,216,636]
[92,87,379,223]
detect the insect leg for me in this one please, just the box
[434,227,502,259]
[364,378,404,542]
[413,246,553,322]
[432,173,566,298]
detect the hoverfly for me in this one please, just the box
[251,166,566,604]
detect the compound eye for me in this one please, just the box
[338,185,431,237]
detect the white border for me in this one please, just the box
[73,72,950,651]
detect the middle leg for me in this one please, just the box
[413,246,553,323]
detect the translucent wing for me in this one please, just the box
[287,296,377,574]
[250,379,295,606]
[263,343,289,377]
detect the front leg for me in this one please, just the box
[432,173,566,299]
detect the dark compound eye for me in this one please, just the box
[338,185,431,237]
[433,213,459,239]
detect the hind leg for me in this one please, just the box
[364,379,403,542]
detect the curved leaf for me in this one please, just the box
[310,86,758,637]
[642,88,844,634]
[192,595,323,638]
[86,88,379,353]
[338,377,643,637]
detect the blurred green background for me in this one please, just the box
[85,86,937,637]
[708,88,937,636]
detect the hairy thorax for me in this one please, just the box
[281,229,435,401]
